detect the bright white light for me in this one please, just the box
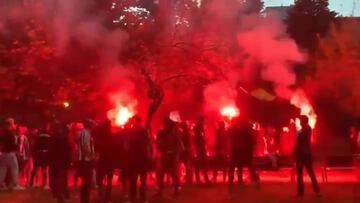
[124,6,150,17]
[63,102,70,108]
[169,111,181,122]
[113,15,125,24]
[194,0,202,7]
[114,107,134,126]
[221,105,240,119]
[111,2,116,10]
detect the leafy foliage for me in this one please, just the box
[287,0,337,52]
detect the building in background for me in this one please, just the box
[263,6,290,20]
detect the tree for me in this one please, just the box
[0,0,231,129]
[305,19,360,116]
[0,0,291,131]
[287,0,337,52]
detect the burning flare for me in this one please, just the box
[221,105,240,120]
[107,105,134,127]
[113,106,134,126]
[63,101,70,108]
[107,92,137,127]
[290,90,317,129]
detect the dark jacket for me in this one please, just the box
[294,125,312,156]
[193,124,206,156]
[214,128,228,156]
[124,127,152,171]
[0,129,18,153]
[181,128,191,152]
[112,130,126,168]
[229,121,256,162]
[180,127,192,159]
[157,128,182,156]
[33,133,51,155]
[49,134,72,167]
[93,122,119,168]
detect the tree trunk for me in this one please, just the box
[141,68,164,134]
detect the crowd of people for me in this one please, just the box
[0,114,321,203]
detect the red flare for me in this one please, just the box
[220,105,240,120]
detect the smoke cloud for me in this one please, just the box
[236,13,305,98]
[202,10,306,120]
[1,1,311,128]
[0,0,128,65]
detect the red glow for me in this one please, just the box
[282,127,289,132]
[110,106,134,126]
[290,90,317,143]
[291,90,317,129]
[220,105,240,120]
[169,111,181,122]
[63,101,70,108]
[107,92,137,127]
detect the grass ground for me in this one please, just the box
[0,168,359,203]
[0,182,359,203]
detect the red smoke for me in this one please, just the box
[0,1,325,138]
[203,81,238,120]
[236,14,305,98]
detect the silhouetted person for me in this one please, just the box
[228,117,258,192]
[212,121,228,182]
[156,117,183,196]
[94,119,116,202]
[16,126,30,185]
[49,122,71,203]
[0,118,23,190]
[31,122,51,188]
[265,126,279,170]
[124,116,152,203]
[69,122,82,188]
[77,119,96,203]
[118,121,133,196]
[294,115,320,197]
[179,121,193,184]
[349,126,359,154]
[25,127,38,187]
[193,117,210,184]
